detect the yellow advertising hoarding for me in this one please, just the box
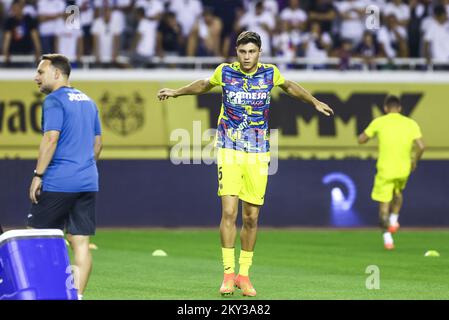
[1,80,448,159]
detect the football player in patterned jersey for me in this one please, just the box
[158,31,333,297]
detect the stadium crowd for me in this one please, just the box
[1,0,449,69]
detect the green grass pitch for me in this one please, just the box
[80,229,449,300]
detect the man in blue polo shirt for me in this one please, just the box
[29,54,102,300]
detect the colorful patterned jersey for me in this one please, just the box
[209,62,285,153]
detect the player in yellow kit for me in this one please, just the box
[158,31,333,296]
[359,95,425,250]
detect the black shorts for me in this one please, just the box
[28,191,96,236]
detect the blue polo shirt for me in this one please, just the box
[42,86,101,192]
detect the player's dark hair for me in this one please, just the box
[236,31,262,49]
[384,95,401,109]
[40,54,71,78]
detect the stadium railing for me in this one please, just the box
[1,55,449,71]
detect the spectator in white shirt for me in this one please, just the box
[135,0,164,28]
[135,0,164,56]
[130,6,159,67]
[37,0,65,53]
[239,1,275,56]
[55,24,83,67]
[272,19,302,69]
[94,0,131,32]
[362,0,386,9]
[383,0,410,27]
[420,2,436,37]
[169,0,203,38]
[302,20,332,69]
[424,5,449,67]
[280,0,307,32]
[76,0,95,55]
[91,6,122,67]
[186,7,222,56]
[335,0,365,46]
[377,14,408,58]
[23,0,37,17]
[96,0,135,52]
[1,0,14,13]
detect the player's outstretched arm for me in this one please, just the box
[157,78,214,101]
[358,132,370,144]
[279,80,334,116]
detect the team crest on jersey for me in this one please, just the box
[100,92,145,136]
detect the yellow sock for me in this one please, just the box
[238,250,254,276]
[222,247,235,274]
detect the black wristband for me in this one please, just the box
[33,170,44,178]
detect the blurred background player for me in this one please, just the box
[29,54,103,300]
[358,95,425,250]
[157,31,333,297]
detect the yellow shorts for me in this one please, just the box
[371,174,409,203]
[217,148,270,206]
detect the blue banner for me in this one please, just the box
[1,160,448,227]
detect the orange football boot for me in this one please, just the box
[235,274,257,297]
[219,273,235,296]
